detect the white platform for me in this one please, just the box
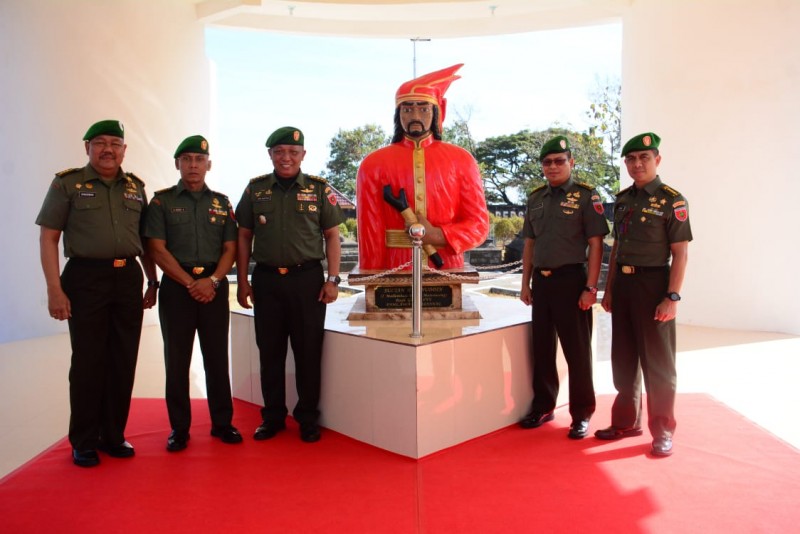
[231,293,569,458]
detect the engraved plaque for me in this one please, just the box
[374,285,453,309]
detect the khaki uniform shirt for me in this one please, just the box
[235,172,344,266]
[143,181,236,265]
[612,175,693,266]
[523,177,610,268]
[35,165,147,258]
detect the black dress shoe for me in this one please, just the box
[519,411,554,429]
[594,426,644,440]
[97,440,135,458]
[211,426,243,444]
[651,436,674,457]
[568,419,590,439]
[72,449,99,467]
[254,420,286,441]
[167,430,190,452]
[300,423,321,443]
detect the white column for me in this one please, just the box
[621,0,800,334]
[0,0,210,342]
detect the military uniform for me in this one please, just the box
[236,171,343,427]
[144,180,237,436]
[608,175,692,438]
[35,164,148,452]
[523,176,609,423]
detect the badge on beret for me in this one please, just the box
[201,140,208,151]
[643,135,652,147]
[293,130,300,141]
[560,139,567,149]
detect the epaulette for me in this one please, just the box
[209,189,230,200]
[616,185,633,197]
[55,168,81,178]
[126,172,145,185]
[249,174,270,183]
[576,182,594,191]
[529,184,547,195]
[308,175,328,184]
[154,185,177,195]
[660,184,680,197]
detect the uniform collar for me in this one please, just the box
[546,176,574,195]
[85,164,125,183]
[175,179,209,196]
[400,134,435,149]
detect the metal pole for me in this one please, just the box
[410,37,430,77]
[409,223,425,339]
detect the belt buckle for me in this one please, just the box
[113,259,127,268]
[621,265,635,274]
[192,267,205,275]
[278,267,289,275]
[540,270,552,277]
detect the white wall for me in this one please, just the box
[622,0,800,334]
[0,0,209,343]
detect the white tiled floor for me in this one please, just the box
[1,276,798,478]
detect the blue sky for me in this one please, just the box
[204,24,621,198]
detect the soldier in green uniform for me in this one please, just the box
[235,127,343,443]
[35,120,158,467]
[144,135,242,452]
[519,135,609,439]
[595,132,692,457]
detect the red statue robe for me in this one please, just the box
[356,135,489,270]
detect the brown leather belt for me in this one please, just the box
[256,260,320,275]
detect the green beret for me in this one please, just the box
[539,135,570,161]
[622,132,661,156]
[83,120,124,141]
[266,127,304,148]
[174,135,209,158]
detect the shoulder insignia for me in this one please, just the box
[616,185,633,197]
[660,184,680,197]
[126,172,145,185]
[249,174,270,184]
[530,184,546,195]
[308,175,328,184]
[55,168,81,178]
[576,182,594,191]
[154,186,176,195]
[210,190,230,200]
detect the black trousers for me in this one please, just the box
[251,263,326,426]
[158,275,234,433]
[609,268,676,438]
[529,265,596,420]
[62,258,143,450]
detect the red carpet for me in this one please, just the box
[1,394,798,533]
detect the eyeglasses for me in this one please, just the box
[541,157,569,167]
[89,140,124,150]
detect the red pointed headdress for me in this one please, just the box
[395,63,463,129]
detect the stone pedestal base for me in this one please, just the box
[346,266,481,321]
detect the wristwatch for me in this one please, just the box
[147,280,160,289]
[584,286,598,295]
[327,275,341,286]
[666,291,681,301]
[209,275,221,290]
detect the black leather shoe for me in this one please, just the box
[568,419,590,439]
[519,411,554,429]
[300,423,321,443]
[97,440,135,458]
[651,436,674,457]
[211,426,243,444]
[72,449,99,467]
[594,426,644,440]
[167,430,189,452]
[254,420,286,441]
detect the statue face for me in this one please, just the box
[399,101,434,138]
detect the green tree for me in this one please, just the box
[493,217,517,247]
[586,77,622,187]
[475,127,616,203]
[322,124,389,198]
[442,107,478,155]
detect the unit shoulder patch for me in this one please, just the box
[55,168,81,178]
